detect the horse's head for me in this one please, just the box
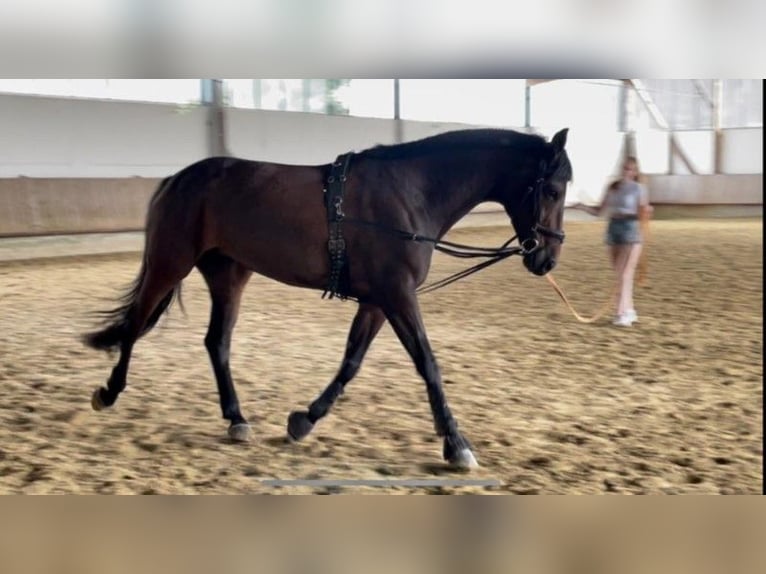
[505,128,572,276]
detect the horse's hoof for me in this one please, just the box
[91,387,109,411]
[443,433,479,470]
[228,423,252,443]
[449,448,480,470]
[286,411,314,442]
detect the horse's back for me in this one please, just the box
[148,156,330,287]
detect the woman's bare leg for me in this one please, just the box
[613,245,631,316]
[621,243,643,314]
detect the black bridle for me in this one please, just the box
[517,167,567,254]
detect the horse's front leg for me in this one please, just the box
[382,289,478,470]
[287,303,385,441]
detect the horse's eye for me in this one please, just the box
[546,189,559,200]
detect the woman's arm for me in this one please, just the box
[572,192,609,217]
[571,203,598,216]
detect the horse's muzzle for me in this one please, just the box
[524,251,557,276]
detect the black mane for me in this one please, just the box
[358,128,548,160]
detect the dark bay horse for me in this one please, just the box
[83,128,572,469]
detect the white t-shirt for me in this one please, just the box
[605,180,648,217]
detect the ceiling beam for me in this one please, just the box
[628,79,669,129]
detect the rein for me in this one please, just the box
[545,207,651,323]
[544,274,617,323]
[343,217,525,294]
[637,206,651,286]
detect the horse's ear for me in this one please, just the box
[551,128,569,153]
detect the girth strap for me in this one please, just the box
[322,152,354,299]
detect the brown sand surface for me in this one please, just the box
[0,219,761,494]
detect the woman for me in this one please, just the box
[572,156,653,326]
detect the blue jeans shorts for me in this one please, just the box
[606,218,642,245]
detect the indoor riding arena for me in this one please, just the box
[0,80,761,494]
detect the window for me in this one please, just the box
[722,79,763,128]
[399,79,526,126]
[223,79,395,119]
[0,79,201,104]
[530,79,621,130]
[638,80,714,130]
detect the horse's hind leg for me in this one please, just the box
[382,290,478,470]
[287,303,385,441]
[196,251,253,442]
[92,263,189,410]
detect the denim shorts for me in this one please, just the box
[606,218,642,245]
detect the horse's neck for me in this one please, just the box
[419,157,498,239]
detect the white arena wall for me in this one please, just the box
[0,93,761,236]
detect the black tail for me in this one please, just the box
[82,176,183,352]
[81,261,183,352]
